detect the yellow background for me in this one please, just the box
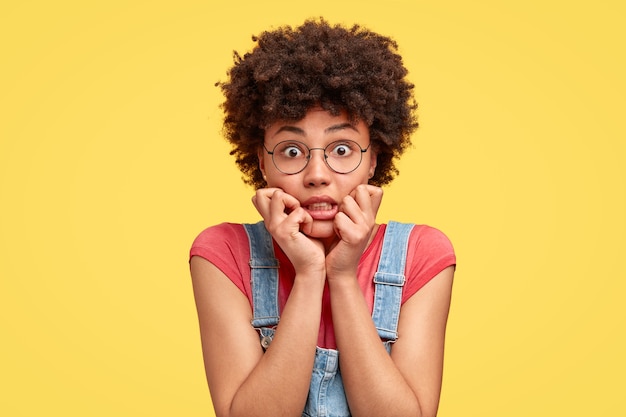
[1,1,624,415]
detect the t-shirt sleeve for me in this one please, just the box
[189,222,251,297]
[402,225,456,303]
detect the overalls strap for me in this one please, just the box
[243,222,280,332]
[372,221,415,341]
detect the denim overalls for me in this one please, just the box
[243,221,414,417]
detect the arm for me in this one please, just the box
[190,256,325,417]
[328,265,455,417]
[325,185,454,416]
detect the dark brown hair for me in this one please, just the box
[218,18,418,188]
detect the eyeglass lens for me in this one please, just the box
[270,140,366,174]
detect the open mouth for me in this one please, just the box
[303,202,338,220]
[306,202,334,211]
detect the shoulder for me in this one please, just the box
[406,224,456,273]
[192,222,247,245]
[381,222,455,254]
[383,222,456,301]
[408,224,455,255]
[189,222,253,296]
[189,222,251,262]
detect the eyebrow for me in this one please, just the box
[274,122,359,136]
[325,122,359,134]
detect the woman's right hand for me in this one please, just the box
[252,188,326,276]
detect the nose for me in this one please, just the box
[303,148,331,186]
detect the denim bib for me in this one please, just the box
[244,221,414,417]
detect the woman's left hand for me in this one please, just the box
[325,184,383,280]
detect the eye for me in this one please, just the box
[278,143,306,159]
[328,142,355,157]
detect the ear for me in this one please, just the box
[258,147,267,180]
[368,148,378,179]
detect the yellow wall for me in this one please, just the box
[1,1,624,415]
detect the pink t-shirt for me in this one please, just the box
[190,222,456,349]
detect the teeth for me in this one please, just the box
[307,202,332,211]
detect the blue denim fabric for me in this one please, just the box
[303,348,350,417]
[372,221,414,343]
[246,222,280,330]
[243,221,414,417]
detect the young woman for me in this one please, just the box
[190,19,456,417]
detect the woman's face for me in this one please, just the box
[259,108,377,240]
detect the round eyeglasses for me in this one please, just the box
[263,140,371,175]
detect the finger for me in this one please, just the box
[295,207,315,236]
[269,189,301,217]
[252,188,283,219]
[341,185,378,222]
[333,211,356,239]
[336,185,382,239]
[338,195,362,223]
[354,184,383,218]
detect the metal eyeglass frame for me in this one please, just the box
[262,140,371,174]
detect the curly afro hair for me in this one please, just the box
[217,18,418,189]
